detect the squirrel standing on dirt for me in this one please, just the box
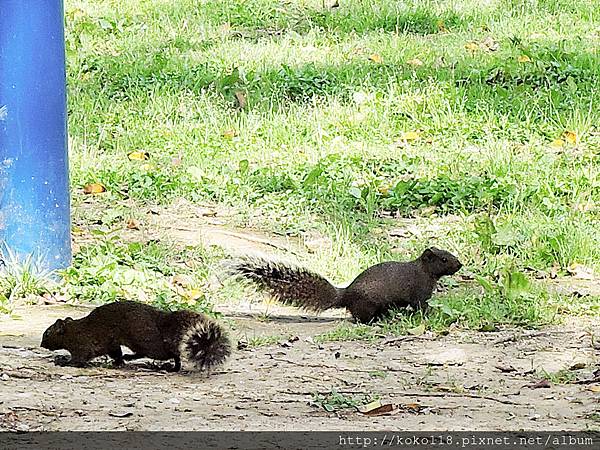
[41,301,231,372]
[228,247,462,323]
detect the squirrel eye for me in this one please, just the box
[442,257,448,263]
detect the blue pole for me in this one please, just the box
[0,0,72,272]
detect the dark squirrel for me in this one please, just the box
[41,301,231,372]
[229,247,462,323]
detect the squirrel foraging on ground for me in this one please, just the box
[41,301,231,372]
[228,247,462,323]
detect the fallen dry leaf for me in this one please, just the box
[563,130,578,145]
[518,55,532,63]
[222,129,237,139]
[128,151,149,161]
[368,53,383,64]
[108,411,133,418]
[587,385,600,393]
[569,362,586,370]
[83,183,106,194]
[358,401,399,416]
[551,139,565,148]
[524,379,551,389]
[407,58,424,67]
[400,131,420,141]
[436,20,447,32]
[494,364,517,373]
[465,42,479,52]
[184,289,203,301]
[126,219,140,230]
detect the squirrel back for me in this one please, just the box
[41,301,231,372]
[229,247,462,323]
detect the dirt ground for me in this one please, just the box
[1,201,599,431]
[1,303,599,431]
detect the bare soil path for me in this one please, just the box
[1,304,599,431]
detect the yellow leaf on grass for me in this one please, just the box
[82,183,106,194]
[465,42,479,52]
[141,163,155,171]
[518,55,531,63]
[400,131,420,141]
[551,139,565,148]
[128,151,149,161]
[185,289,203,301]
[436,20,447,32]
[368,53,383,64]
[407,58,424,67]
[563,130,578,145]
[126,219,140,230]
[222,129,237,139]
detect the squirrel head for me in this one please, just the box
[419,247,462,279]
[41,317,74,350]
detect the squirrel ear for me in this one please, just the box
[422,248,435,260]
[53,319,66,334]
[64,317,74,322]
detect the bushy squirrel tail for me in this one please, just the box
[227,256,344,312]
[181,318,231,370]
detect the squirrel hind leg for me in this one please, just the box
[108,346,124,367]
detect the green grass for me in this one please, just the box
[3,0,599,329]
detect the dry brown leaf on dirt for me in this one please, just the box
[108,411,133,418]
[368,53,383,64]
[494,364,517,373]
[126,219,140,230]
[587,385,600,393]
[358,400,399,416]
[128,151,150,161]
[569,362,586,370]
[82,183,106,194]
[524,379,552,389]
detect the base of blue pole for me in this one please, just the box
[0,0,72,273]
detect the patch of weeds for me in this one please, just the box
[538,368,578,384]
[0,251,56,313]
[311,388,376,413]
[314,322,380,343]
[245,334,283,348]
[368,370,387,379]
[59,237,220,316]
